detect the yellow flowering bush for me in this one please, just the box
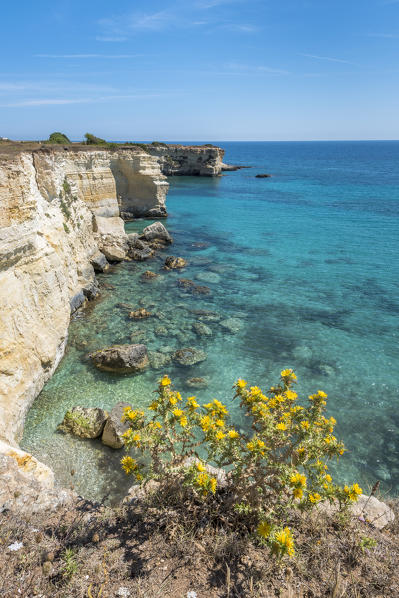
[121,370,362,558]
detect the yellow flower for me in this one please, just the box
[290,472,307,488]
[317,390,327,398]
[257,521,271,539]
[285,390,297,400]
[346,483,362,501]
[228,430,239,439]
[187,396,199,409]
[196,472,209,487]
[276,422,288,431]
[169,395,178,406]
[300,420,310,430]
[135,472,143,482]
[215,431,226,441]
[325,474,332,483]
[293,487,303,499]
[215,419,225,428]
[149,401,158,411]
[237,379,247,389]
[281,369,297,381]
[172,408,183,418]
[120,456,137,474]
[160,375,171,386]
[210,477,217,494]
[309,493,321,503]
[196,462,206,472]
[179,416,188,428]
[200,415,212,432]
[274,527,295,557]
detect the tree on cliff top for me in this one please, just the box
[84,132,107,145]
[48,132,71,144]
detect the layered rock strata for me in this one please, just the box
[146,144,225,176]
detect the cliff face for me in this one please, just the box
[0,147,168,449]
[146,144,225,176]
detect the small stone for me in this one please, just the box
[173,348,207,366]
[129,308,152,319]
[141,270,159,280]
[186,377,209,389]
[195,271,221,284]
[164,256,187,270]
[192,322,213,337]
[219,317,243,334]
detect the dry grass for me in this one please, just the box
[1,492,399,598]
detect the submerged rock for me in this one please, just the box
[195,271,221,284]
[141,270,159,281]
[164,256,187,270]
[102,402,130,449]
[90,344,149,374]
[186,376,209,389]
[192,322,213,337]
[173,347,207,366]
[130,329,147,343]
[192,309,222,322]
[140,221,173,244]
[58,407,108,439]
[219,317,243,334]
[148,351,172,369]
[177,278,211,295]
[129,308,152,319]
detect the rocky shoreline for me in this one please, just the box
[0,143,226,513]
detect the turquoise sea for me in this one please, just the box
[22,141,399,503]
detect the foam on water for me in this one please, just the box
[22,141,399,502]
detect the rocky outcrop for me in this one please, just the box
[146,144,224,177]
[101,402,130,449]
[89,344,149,374]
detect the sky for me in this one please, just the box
[0,0,398,141]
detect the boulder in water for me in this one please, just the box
[195,271,221,284]
[141,270,159,281]
[219,317,243,334]
[192,322,213,337]
[90,344,149,374]
[173,347,207,366]
[148,351,172,369]
[101,402,130,449]
[129,308,152,319]
[58,407,108,439]
[164,256,187,270]
[186,376,209,389]
[140,222,173,244]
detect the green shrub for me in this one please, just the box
[121,370,362,558]
[48,131,71,144]
[84,133,107,145]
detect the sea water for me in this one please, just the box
[22,141,399,503]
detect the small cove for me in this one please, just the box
[22,141,399,502]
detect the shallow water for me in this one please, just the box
[22,141,399,502]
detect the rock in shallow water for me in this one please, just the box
[102,402,130,449]
[58,407,108,439]
[192,322,213,337]
[173,347,207,366]
[164,256,187,270]
[195,271,221,284]
[219,317,243,334]
[186,376,209,389]
[148,351,172,369]
[140,221,173,244]
[89,344,149,374]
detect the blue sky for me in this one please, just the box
[1,0,398,141]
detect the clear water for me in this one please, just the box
[22,141,399,503]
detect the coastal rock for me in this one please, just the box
[141,270,159,281]
[177,278,211,295]
[192,322,213,337]
[146,144,225,177]
[320,494,395,530]
[128,239,154,261]
[164,256,187,270]
[90,344,149,374]
[255,173,272,178]
[195,271,221,284]
[101,402,130,449]
[90,251,109,272]
[148,351,172,369]
[129,308,152,319]
[220,317,243,334]
[173,347,207,366]
[186,377,209,389]
[193,309,222,322]
[140,221,173,244]
[58,406,108,439]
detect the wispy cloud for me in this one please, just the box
[0,93,173,108]
[300,53,355,65]
[225,62,290,75]
[35,54,140,59]
[366,32,397,38]
[95,36,128,42]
